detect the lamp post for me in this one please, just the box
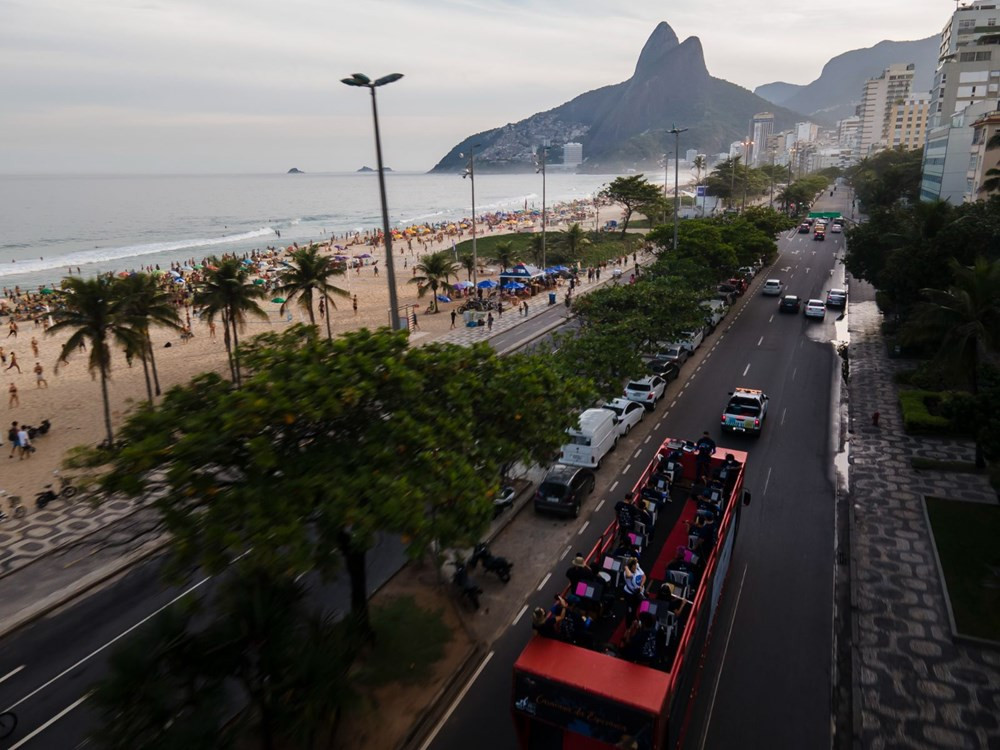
[341,72,404,330]
[661,153,669,225]
[668,125,687,250]
[741,138,754,212]
[460,145,480,286]
[769,147,776,209]
[534,144,549,270]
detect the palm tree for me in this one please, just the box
[47,276,143,447]
[409,252,460,313]
[979,166,1000,194]
[116,273,183,399]
[907,256,1000,467]
[458,252,476,281]
[556,223,592,260]
[693,155,706,186]
[276,245,350,340]
[491,241,517,272]
[194,258,269,386]
[526,234,546,267]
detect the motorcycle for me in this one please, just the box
[450,558,484,610]
[35,472,77,510]
[23,419,51,440]
[469,542,513,583]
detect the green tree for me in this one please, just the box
[847,148,923,211]
[556,223,592,260]
[601,175,662,234]
[692,155,706,187]
[47,276,142,447]
[491,240,517,272]
[116,273,184,399]
[648,220,738,279]
[409,251,460,313]
[193,257,269,385]
[905,257,1000,467]
[277,244,350,340]
[458,251,476,281]
[705,157,741,208]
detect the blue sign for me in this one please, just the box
[696,185,707,197]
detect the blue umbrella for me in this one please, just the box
[477,279,497,289]
[453,281,473,289]
[436,294,451,303]
[502,281,525,290]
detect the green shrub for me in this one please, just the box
[899,389,952,434]
[894,365,951,390]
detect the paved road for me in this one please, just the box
[426,203,848,750]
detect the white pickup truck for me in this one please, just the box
[721,387,769,436]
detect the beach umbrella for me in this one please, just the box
[253,278,265,285]
[477,279,497,289]
[436,294,451,303]
[173,277,186,284]
[271,297,286,304]
[39,288,55,295]
[453,281,473,289]
[502,281,525,290]
[194,264,204,269]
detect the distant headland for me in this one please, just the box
[287,167,304,174]
[357,166,392,173]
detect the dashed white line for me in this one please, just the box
[742,363,751,377]
[763,467,773,495]
[537,572,552,591]
[0,666,24,686]
[633,449,641,459]
[578,521,590,536]
[512,604,529,626]
[655,422,662,429]
[595,499,605,513]
[609,480,619,492]
[419,652,495,750]
[560,544,572,560]
[670,400,677,408]
[781,407,787,426]
[757,336,763,346]
[695,365,702,372]
[792,367,797,380]
[644,435,652,444]
[623,464,632,474]
[768,314,774,323]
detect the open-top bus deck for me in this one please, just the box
[512,438,751,750]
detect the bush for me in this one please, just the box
[894,365,951,390]
[899,389,952,434]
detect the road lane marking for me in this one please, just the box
[578,521,590,536]
[792,367,797,380]
[595,499,605,513]
[419,651,495,750]
[698,566,748,750]
[0,666,24,686]
[781,407,787,426]
[695,365,701,372]
[537,573,552,591]
[655,422,662,429]
[763,467,773,496]
[742,363,750,377]
[670,400,677,408]
[633,449,642,458]
[623,464,632,474]
[560,545,572,560]
[10,692,91,750]
[3,575,213,714]
[644,436,652,444]
[609,480,618,492]
[768,314,773,323]
[757,336,763,346]
[512,604,529,626]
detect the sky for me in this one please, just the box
[0,0,953,174]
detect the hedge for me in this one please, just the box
[899,389,952,434]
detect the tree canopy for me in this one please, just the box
[600,175,662,234]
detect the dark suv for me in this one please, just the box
[534,464,596,517]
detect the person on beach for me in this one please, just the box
[6,352,19,373]
[17,424,30,459]
[373,264,379,277]
[7,422,18,458]
[34,362,47,388]
[8,383,18,409]
[352,295,358,315]
[208,320,216,339]
[0,347,5,365]
[7,320,17,339]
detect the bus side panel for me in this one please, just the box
[666,590,713,749]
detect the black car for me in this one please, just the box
[646,359,681,381]
[534,464,596,518]
[778,295,801,313]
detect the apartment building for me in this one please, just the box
[929,0,1000,129]
[888,94,931,150]
[858,63,917,155]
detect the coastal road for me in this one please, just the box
[425,203,847,750]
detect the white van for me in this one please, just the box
[560,408,618,470]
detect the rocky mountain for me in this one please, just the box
[754,35,939,125]
[430,22,804,174]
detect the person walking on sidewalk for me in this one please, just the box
[486,313,494,331]
[450,309,457,329]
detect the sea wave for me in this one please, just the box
[0,226,277,279]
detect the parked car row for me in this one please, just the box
[774,287,847,319]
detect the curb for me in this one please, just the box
[0,536,170,640]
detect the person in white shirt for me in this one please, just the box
[622,556,646,627]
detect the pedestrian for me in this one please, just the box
[208,320,216,339]
[16,424,30,459]
[7,421,18,458]
[487,312,494,331]
[6,352,19,373]
[7,320,17,339]
[33,362,47,388]
[497,302,502,318]
[30,337,38,357]
[318,298,325,318]
[8,382,18,409]
[0,346,5,365]
[523,301,529,316]
[450,309,457,328]
[352,295,358,315]
[374,264,379,277]
[411,310,419,330]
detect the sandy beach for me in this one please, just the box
[0,203,618,506]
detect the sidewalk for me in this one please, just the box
[847,295,1000,748]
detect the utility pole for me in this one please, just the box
[668,125,687,250]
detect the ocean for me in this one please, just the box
[0,172,616,291]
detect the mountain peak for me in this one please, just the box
[633,21,681,77]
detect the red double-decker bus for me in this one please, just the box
[511,438,751,750]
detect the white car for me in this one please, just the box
[602,397,646,436]
[804,299,826,319]
[624,375,667,410]
[678,328,704,352]
[761,279,784,296]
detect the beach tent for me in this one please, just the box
[502,281,526,290]
[477,279,498,289]
[453,281,473,289]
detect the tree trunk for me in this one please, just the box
[306,291,316,326]
[337,529,373,641]
[147,332,163,396]
[230,314,242,387]
[99,363,114,447]
[323,292,333,340]
[221,312,236,382]
[139,348,153,402]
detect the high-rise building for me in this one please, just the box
[685,148,699,163]
[920,100,994,202]
[838,116,862,154]
[858,63,916,155]
[967,108,1000,199]
[562,142,583,167]
[888,94,931,150]
[749,112,775,165]
[795,122,819,143]
[928,0,1000,129]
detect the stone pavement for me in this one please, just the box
[847,294,1000,749]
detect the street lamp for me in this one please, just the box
[533,144,549,270]
[661,152,669,225]
[741,138,754,212]
[668,125,687,251]
[341,72,404,330]
[459,145,480,287]
[768,147,776,209]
